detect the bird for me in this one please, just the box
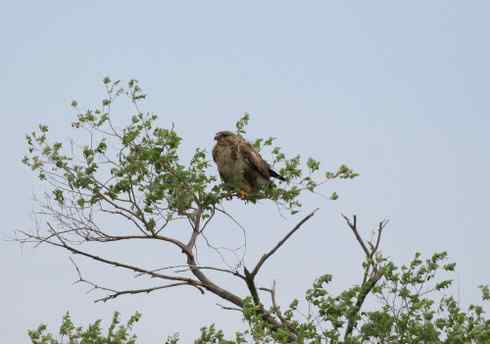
[212,130,286,198]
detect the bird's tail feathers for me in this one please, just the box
[269,169,286,182]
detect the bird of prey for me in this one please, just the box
[212,131,286,198]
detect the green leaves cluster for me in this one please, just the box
[203,252,490,343]
[28,312,141,344]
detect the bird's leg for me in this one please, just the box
[238,190,249,200]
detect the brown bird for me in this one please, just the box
[212,131,286,198]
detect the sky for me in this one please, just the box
[1,1,489,342]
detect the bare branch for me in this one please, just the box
[86,233,192,257]
[216,303,242,312]
[251,208,319,277]
[186,208,202,251]
[341,214,370,257]
[372,219,388,256]
[95,283,196,303]
[186,251,243,307]
[173,265,245,280]
[135,264,244,280]
[68,257,200,302]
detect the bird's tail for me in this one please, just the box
[269,169,286,182]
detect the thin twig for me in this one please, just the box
[216,303,242,312]
[94,283,194,303]
[173,265,245,280]
[68,257,201,302]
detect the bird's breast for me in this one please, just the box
[214,144,246,175]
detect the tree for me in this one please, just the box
[21,79,490,343]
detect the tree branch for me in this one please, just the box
[69,257,203,302]
[173,265,245,280]
[341,214,370,257]
[216,303,243,312]
[244,267,261,305]
[251,208,319,278]
[372,220,388,257]
[95,283,195,303]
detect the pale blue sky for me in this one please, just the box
[2,1,489,343]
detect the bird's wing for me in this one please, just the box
[239,140,271,180]
[212,143,220,163]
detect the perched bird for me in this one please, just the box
[212,131,286,198]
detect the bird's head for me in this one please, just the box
[214,130,236,142]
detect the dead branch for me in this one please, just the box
[341,214,370,257]
[216,303,242,312]
[69,258,199,302]
[372,220,388,257]
[251,208,319,278]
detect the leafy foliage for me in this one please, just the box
[238,252,490,343]
[28,312,141,344]
[23,79,357,224]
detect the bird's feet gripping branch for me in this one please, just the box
[238,190,249,200]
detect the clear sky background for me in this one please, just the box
[1,1,489,343]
